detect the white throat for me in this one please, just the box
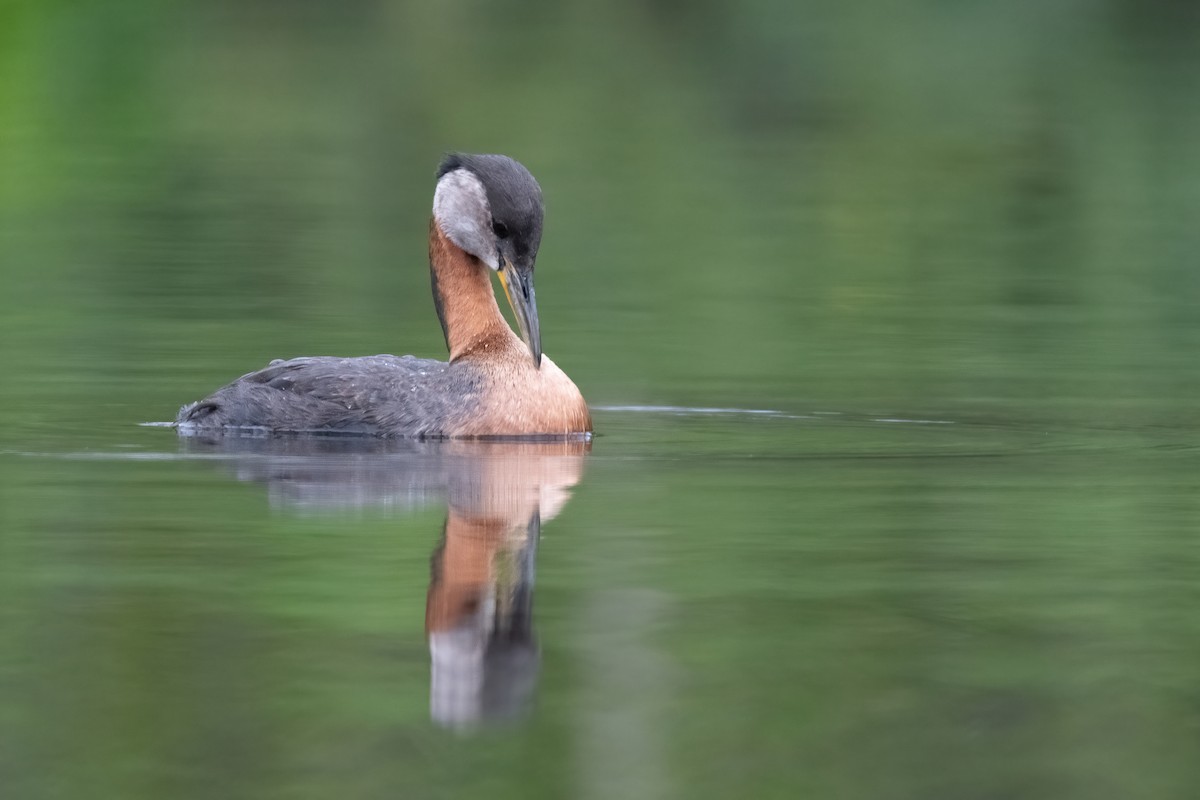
[433,169,498,269]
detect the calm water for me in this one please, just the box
[3,2,1200,798]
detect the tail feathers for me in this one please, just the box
[176,400,219,425]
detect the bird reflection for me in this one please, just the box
[179,434,588,729]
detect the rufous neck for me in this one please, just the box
[429,220,511,361]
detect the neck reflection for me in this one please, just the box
[426,503,541,727]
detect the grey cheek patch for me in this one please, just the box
[433,169,499,270]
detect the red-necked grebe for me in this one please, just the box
[175,153,591,438]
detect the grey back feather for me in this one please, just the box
[177,355,485,438]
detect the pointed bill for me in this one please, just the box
[498,261,542,368]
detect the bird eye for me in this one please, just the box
[492,221,510,239]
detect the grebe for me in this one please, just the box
[175,154,591,438]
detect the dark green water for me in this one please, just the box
[3,2,1200,798]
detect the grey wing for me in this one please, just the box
[176,355,480,437]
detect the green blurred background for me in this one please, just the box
[3,1,1200,798]
[3,0,1197,437]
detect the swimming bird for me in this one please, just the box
[175,154,592,438]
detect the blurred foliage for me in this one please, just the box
[1,0,1198,439]
[2,0,1200,797]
